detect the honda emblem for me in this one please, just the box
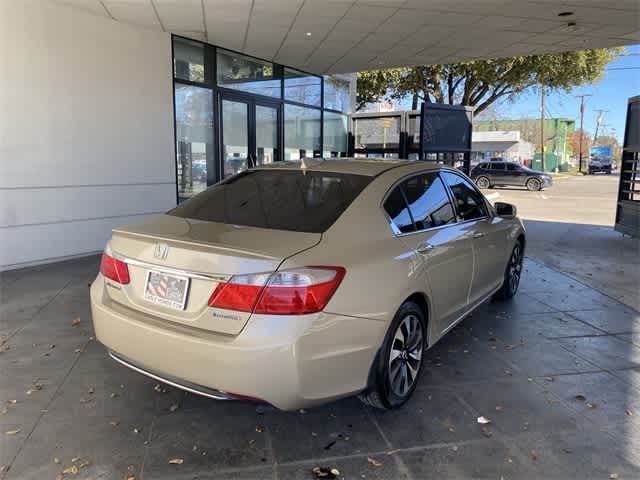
[153,242,169,260]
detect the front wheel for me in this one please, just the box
[476,176,491,189]
[526,178,542,191]
[359,301,427,410]
[494,241,523,300]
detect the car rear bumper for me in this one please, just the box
[90,275,385,410]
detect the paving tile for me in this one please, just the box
[556,335,640,371]
[264,397,386,464]
[400,439,525,480]
[567,308,640,334]
[499,338,598,377]
[143,402,273,477]
[5,412,149,480]
[533,371,640,431]
[455,377,586,437]
[528,289,630,313]
[278,454,406,480]
[371,388,482,448]
[472,292,557,316]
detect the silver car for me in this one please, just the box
[91,159,525,410]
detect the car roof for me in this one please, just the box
[254,158,440,177]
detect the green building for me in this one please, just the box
[475,118,576,172]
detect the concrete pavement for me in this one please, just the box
[1,255,639,479]
[484,174,640,311]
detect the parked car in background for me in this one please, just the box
[91,159,525,411]
[470,161,553,191]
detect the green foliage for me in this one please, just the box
[356,48,622,113]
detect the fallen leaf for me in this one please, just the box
[574,394,586,402]
[133,427,141,434]
[587,402,598,410]
[530,450,538,462]
[168,458,184,465]
[5,429,20,435]
[110,393,119,398]
[386,449,400,455]
[495,405,503,411]
[610,473,619,479]
[109,421,119,427]
[367,457,383,467]
[255,425,264,433]
[7,400,17,405]
[126,476,136,480]
[71,457,80,462]
[54,457,60,464]
[477,416,491,424]
[72,318,81,326]
[169,403,179,413]
[298,409,307,414]
[62,465,79,475]
[311,466,340,479]
[562,448,573,454]
[626,409,633,417]
[481,426,492,438]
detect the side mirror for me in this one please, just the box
[494,202,517,218]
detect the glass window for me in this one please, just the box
[174,83,213,201]
[490,162,506,170]
[506,163,518,171]
[284,104,321,160]
[323,111,348,157]
[402,174,456,230]
[216,49,281,98]
[384,187,414,234]
[169,170,372,233]
[441,172,488,221]
[353,116,401,150]
[221,99,249,178]
[285,68,321,106]
[173,38,206,83]
[323,74,352,112]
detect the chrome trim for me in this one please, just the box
[112,253,231,282]
[109,351,234,401]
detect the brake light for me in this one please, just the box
[100,253,130,284]
[208,267,345,315]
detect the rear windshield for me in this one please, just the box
[168,169,372,233]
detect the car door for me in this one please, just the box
[440,171,508,307]
[383,172,474,335]
[489,162,507,184]
[506,163,527,186]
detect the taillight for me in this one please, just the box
[100,253,130,284]
[208,267,345,315]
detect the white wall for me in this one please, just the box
[0,0,176,270]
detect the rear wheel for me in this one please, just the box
[494,241,523,300]
[359,301,426,410]
[526,178,541,191]
[476,176,491,189]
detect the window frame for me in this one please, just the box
[439,169,491,223]
[381,169,459,236]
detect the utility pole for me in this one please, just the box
[593,109,608,142]
[575,94,592,173]
[540,88,545,172]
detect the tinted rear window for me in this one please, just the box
[168,169,372,233]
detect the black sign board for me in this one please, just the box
[420,103,473,154]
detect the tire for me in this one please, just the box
[494,241,524,300]
[526,178,541,191]
[476,176,491,189]
[359,301,427,410]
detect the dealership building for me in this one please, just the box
[1,0,635,270]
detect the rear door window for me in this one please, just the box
[490,162,506,170]
[402,173,456,230]
[384,186,415,233]
[441,171,488,221]
[506,163,518,171]
[169,170,372,233]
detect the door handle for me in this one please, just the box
[416,243,434,254]
[473,232,486,239]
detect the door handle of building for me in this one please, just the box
[473,232,486,239]
[416,243,434,254]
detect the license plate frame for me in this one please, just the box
[143,270,190,310]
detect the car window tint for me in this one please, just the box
[402,174,455,230]
[169,170,371,233]
[490,162,505,170]
[441,172,488,221]
[384,187,415,233]
[506,163,517,171]
[478,163,487,169]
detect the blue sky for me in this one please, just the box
[494,44,639,143]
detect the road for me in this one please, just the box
[484,173,640,311]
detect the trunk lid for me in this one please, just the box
[104,214,321,335]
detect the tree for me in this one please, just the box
[569,129,592,159]
[356,49,622,113]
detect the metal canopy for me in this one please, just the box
[53,0,637,74]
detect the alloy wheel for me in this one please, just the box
[477,177,490,189]
[508,244,523,295]
[388,314,424,397]
[527,178,541,191]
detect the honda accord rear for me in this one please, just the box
[91,159,525,410]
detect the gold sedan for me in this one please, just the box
[90,159,525,410]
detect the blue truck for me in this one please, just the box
[588,145,613,174]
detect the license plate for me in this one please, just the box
[144,270,189,310]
